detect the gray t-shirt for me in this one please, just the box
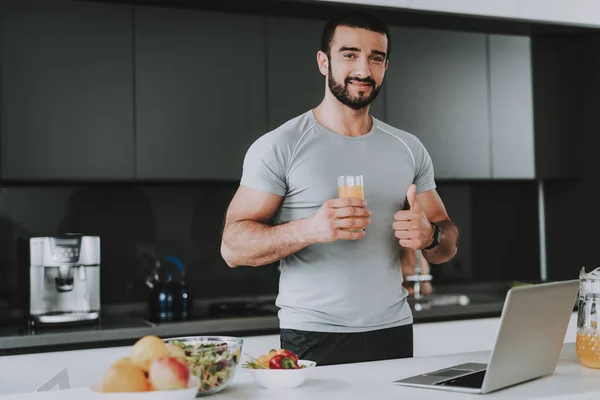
[240,110,436,333]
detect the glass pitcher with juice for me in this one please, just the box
[576,266,600,368]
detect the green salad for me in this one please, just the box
[168,339,241,393]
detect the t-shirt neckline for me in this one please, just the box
[307,109,378,141]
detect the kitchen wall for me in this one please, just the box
[0,180,541,313]
[0,183,282,310]
[540,33,600,282]
[0,0,562,315]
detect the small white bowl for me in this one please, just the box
[248,360,317,389]
[89,375,200,399]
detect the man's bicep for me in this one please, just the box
[416,189,450,223]
[225,185,283,226]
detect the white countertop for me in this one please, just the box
[4,342,600,400]
[0,314,584,399]
[218,341,600,400]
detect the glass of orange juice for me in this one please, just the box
[337,175,365,232]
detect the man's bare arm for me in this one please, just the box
[221,186,304,267]
[416,189,459,264]
[221,186,370,268]
[422,220,458,264]
[222,218,314,268]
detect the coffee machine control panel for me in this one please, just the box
[50,238,81,263]
[30,235,100,267]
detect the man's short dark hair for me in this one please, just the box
[321,9,391,60]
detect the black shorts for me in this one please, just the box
[280,323,413,366]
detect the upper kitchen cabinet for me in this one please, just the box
[266,17,325,130]
[0,0,135,180]
[134,7,267,180]
[385,26,491,179]
[489,34,535,179]
[519,0,600,28]
[266,16,387,130]
[406,0,519,20]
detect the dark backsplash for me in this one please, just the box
[0,183,282,312]
[0,180,541,313]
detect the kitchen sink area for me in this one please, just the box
[406,282,510,322]
[409,292,506,310]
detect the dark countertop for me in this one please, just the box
[0,283,510,355]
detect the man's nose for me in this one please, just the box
[353,55,371,78]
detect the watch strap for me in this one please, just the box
[424,222,441,250]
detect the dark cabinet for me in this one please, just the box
[0,3,569,182]
[0,0,135,180]
[489,34,535,179]
[385,26,491,179]
[134,7,267,180]
[385,27,541,180]
[266,17,325,130]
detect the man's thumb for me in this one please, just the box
[407,184,419,211]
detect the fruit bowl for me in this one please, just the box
[94,336,202,397]
[90,375,201,399]
[248,360,317,389]
[163,336,244,396]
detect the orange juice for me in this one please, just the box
[338,183,365,232]
[338,185,364,200]
[576,331,600,368]
[337,175,365,232]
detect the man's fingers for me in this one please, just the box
[406,184,420,212]
[328,197,367,208]
[335,229,366,241]
[394,230,414,240]
[336,217,370,229]
[392,220,416,231]
[399,238,416,248]
[335,207,370,218]
[394,210,416,221]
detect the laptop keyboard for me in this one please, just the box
[437,370,486,388]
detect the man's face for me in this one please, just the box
[324,26,388,110]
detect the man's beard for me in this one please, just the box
[328,68,382,111]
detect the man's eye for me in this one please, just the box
[372,57,384,63]
[343,53,356,59]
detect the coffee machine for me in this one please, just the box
[29,235,100,325]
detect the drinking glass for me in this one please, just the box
[577,266,600,368]
[337,175,365,232]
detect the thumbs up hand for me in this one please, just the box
[393,184,434,250]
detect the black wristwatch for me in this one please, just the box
[424,222,441,250]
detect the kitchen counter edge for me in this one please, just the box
[0,302,503,355]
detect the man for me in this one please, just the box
[220,9,459,366]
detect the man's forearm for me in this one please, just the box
[422,220,458,264]
[221,219,313,268]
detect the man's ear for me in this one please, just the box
[317,51,329,76]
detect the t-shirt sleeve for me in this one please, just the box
[239,135,287,196]
[412,139,437,194]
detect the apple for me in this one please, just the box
[130,335,170,372]
[100,364,148,393]
[166,343,188,363]
[111,357,134,369]
[148,356,190,390]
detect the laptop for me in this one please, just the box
[393,279,579,394]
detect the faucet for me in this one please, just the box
[406,250,432,300]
